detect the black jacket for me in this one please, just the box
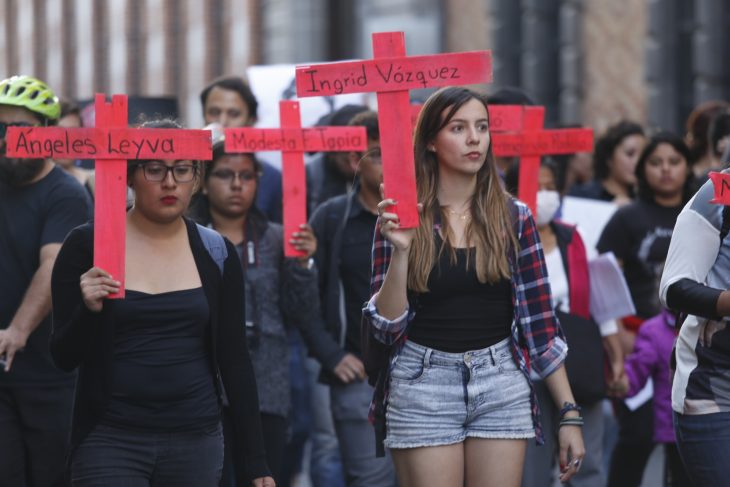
[309,191,359,382]
[49,218,270,481]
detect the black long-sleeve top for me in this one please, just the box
[50,218,270,481]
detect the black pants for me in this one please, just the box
[71,422,224,486]
[221,411,287,486]
[0,385,74,487]
[608,400,655,487]
[664,443,691,487]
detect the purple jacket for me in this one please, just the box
[625,310,677,443]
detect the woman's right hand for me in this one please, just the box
[377,184,420,252]
[79,267,121,312]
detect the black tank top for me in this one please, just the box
[408,246,513,353]
[102,287,220,431]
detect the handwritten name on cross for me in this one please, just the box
[224,100,367,257]
[492,106,593,216]
[7,94,212,298]
[295,31,493,228]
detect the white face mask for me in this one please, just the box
[535,190,561,226]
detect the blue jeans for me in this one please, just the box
[674,411,730,487]
[331,380,397,487]
[71,422,224,486]
[306,358,345,487]
[280,331,312,487]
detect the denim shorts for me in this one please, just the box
[384,337,534,449]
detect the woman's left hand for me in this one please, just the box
[558,423,585,483]
[290,224,317,266]
[251,475,275,487]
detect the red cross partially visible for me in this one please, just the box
[224,100,367,257]
[295,31,493,228]
[7,94,212,298]
[492,106,594,216]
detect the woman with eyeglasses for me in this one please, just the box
[49,120,275,487]
[191,126,337,486]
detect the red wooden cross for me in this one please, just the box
[295,31,493,228]
[411,103,525,133]
[224,100,367,257]
[6,94,212,298]
[492,106,593,216]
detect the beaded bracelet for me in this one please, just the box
[560,401,582,418]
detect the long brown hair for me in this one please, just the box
[408,87,518,292]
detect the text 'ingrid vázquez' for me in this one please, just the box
[295,51,492,97]
[4,127,212,160]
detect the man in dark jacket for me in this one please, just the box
[310,111,397,486]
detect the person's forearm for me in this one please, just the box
[602,333,623,367]
[373,247,410,320]
[666,278,723,319]
[717,290,730,317]
[8,258,54,338]
[543,365,578,412]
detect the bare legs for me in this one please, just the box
[391,438,528,487]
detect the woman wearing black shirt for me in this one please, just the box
[50,120,274,487]
[597,132,692,487]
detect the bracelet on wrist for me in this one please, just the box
[559,416,584,428]
[559,401,581,419]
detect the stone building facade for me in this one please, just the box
[2,0,729,133]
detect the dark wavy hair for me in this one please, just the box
[635,131,693,204]
[593,121,645,181]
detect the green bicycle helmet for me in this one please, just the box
[0,75,60,121]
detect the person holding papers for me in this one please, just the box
[597,132,693,487]
[363,87,584,487]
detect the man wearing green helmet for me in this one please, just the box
[0,75,92,486]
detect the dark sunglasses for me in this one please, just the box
[0,122,35,139]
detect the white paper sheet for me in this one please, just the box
[560,196,618,251]
[588,252,636,324]
[625,378,654,411]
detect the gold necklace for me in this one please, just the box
[448,208,470,221]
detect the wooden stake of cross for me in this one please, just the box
[492,106,594,216]
[224,100,368,257]
[6,94,212,298]
[295,31,493,228]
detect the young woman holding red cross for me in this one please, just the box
[364,87,584,486]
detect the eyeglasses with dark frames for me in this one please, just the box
[137,161,198,183]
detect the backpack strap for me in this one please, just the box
[721,206,730,243]
[196,223,227,275]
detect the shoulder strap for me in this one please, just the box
[720,206,730,243]
[196,223,228,275]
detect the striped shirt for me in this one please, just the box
[362,198,567,446]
